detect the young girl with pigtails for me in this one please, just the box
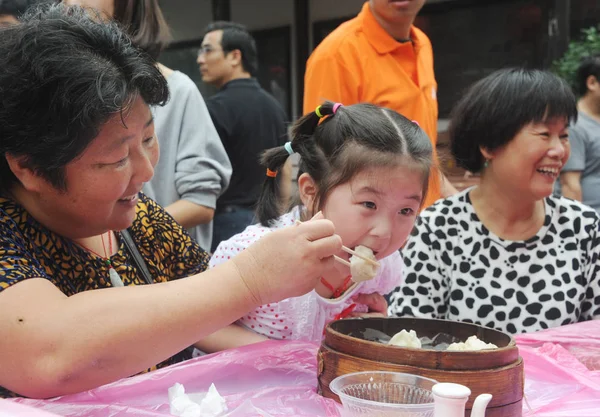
[206,101,433,346]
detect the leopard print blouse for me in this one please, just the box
[0,193,209,397]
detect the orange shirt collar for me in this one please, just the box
[359,2,423,54]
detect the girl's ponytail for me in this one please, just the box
[255,143,294,226]
[255,103,337,226]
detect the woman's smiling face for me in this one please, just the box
[483,117,570,200]
[18,96,159,238]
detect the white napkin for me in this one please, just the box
[168,382,228,417]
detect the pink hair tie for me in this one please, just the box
[333,103,343,114]
[411,120,420,126]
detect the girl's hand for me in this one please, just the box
[233,212,342,305]
[351,293,388,317]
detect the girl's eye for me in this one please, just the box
[400,208,414,216]
[144,136,155,144]
[362,201,376,210]
[560,134,569,141]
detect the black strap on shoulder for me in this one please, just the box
[120,229,154,285]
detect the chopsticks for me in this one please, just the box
[334,255,351,267]
[341,246,380,267]
[294,219,380,268]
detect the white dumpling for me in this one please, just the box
[350,245,379,282]
[388,329,422,348]
[447,335,498,351]
[446,342,468,351]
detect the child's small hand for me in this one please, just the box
[351,293,388,316]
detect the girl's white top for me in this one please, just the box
[209,207,404,343]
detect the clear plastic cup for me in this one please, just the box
[330,371,437,417]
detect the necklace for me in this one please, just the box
[78,232,124,287]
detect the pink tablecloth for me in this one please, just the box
[3,321,600,416]
[515,320,600,416]
[6,341,341,417]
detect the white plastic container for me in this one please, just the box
[329,371,437,417]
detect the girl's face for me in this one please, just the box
[300,163,425,261]
[483,117,570,200]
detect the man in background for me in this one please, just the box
[304,0,456,208]
[197,21,289,252]
[559,55,600,212]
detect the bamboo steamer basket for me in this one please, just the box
[318,317,523,417]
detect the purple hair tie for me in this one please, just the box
[333,103,343,114]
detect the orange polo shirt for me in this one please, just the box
[304,2,440,208]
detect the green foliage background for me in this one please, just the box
[552,26,600,94]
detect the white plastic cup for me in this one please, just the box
[330,371,438,417]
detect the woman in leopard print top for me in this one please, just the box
[389,69,600,334]
[0,5,339,398]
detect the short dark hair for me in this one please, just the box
[256,102,434,226]
[449,68,577,173]
[0,3,169,194]
[113,0,171,61]
[203,21,258,76]
[575,55,600,96]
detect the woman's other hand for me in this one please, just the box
[232,211,342,305]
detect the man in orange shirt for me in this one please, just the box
[304,0,456,208]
